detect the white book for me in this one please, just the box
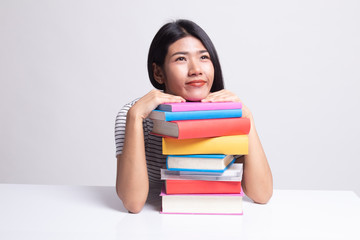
[166,154,235,172]
[161,163,243,181]
[160,186,244,215]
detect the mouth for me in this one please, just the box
[186,80,207,87]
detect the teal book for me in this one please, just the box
[148,109,242,121]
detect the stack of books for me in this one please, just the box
[149,102,250,215]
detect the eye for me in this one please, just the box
[175,56,186,61]
[201,55,210,60]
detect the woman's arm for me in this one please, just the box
[202,89,273,204]
[240,114,273,204]
[116,90,184,213]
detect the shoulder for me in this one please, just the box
[119,98,140,112]
[115,98,140,132]
[116,98,140,118]
[115,98,153,131]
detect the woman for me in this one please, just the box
[115,19,273,213]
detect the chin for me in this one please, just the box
[182,90,209,102]
[184,95,206,102]
[185,98,201,102]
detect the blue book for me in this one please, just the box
[166,154,235,172]
[148,109,242,121]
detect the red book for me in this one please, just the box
[151,117,250,139]
[165,179,242,194]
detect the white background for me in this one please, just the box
[1,0,359,196]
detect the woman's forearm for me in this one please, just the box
[116,109,149,213]
[242,118,273,204]
[115,90,185,213]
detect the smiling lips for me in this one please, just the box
[186,80,206,87]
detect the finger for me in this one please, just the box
[201,91,224,102]
[159,93,186,103]
[206,89,234,98]
[206,97,236,102]
[162,92,185,99]
[205,90,226,98]
[203,94,240,103]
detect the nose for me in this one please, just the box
[188,59,202,76]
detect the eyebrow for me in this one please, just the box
[171,50,209,57]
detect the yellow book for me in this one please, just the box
[162,135,248,155]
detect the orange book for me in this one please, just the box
[165,179,242,194]
[162,135,248,155]
[151,117,250,139]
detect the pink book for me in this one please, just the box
[160,185,244,215]
[156,102,242,112]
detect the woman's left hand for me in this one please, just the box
[202,89,253,119]
[201,89,240,102]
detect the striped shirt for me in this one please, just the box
[115,99,165,185]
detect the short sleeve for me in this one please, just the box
[114,99,138,156]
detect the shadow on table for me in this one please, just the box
[146,185,162,211]
[85,185,162,213]
[243,195,254,203]
[82,186,128,213]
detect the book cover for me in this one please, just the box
[156,101,242,112]
[148,109,242,121]
[160,186,244,215]
[166,154,235,172]
[165,179,242,194]
[151,117,251,139]
[162,135,248,155]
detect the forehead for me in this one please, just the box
[167,36,207,53]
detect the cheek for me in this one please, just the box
[203,61,214,73]
[165,65,186,83]
[206,64,215,82]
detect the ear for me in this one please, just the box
[152,63,165,84]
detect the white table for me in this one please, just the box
[0,184,359,240]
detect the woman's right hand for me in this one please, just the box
[129,89,185,120]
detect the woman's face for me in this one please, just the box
[160,36,214,101]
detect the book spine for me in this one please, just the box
[166,158,235,172]
[162,135,248,155]
[165,180,242,194]
[166,154,227,158]
[160,185,244,196]
[160,102,243,112]
[164,109,242,121]
[160,211,243,215]
[176,117,250,139]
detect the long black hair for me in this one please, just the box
[147,19,224,92]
